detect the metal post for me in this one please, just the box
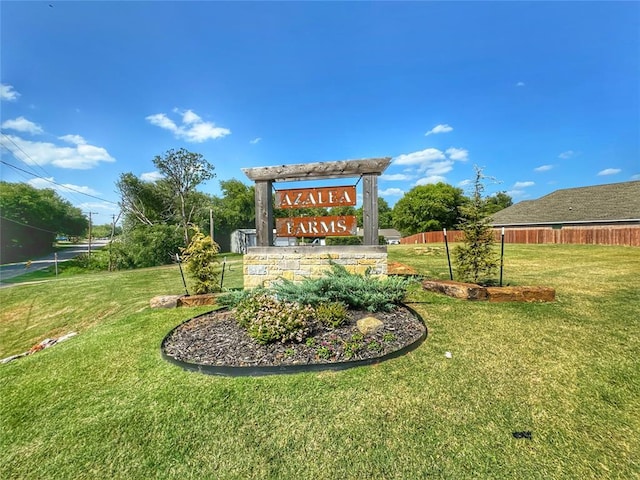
[220,256,227,290]
[500,227,505,287]
[444,228,453,280]
[54,252,58,277]
[176,254,189,296]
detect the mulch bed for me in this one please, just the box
[162,306,425,367]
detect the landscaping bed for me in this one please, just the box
[162,305,425,372]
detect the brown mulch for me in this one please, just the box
[162,306,425,367]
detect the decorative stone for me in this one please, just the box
[422,280,488,300]
[486,286,555,303]
[150,295,182,309]
[357,316,384,335]
[178,294,217,307]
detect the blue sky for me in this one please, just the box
[1,1,639,224]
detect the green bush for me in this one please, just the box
[181,228,220,294]
[316,302,348,328]
[271,263,411,312]
[235,294,315,344]
[325,235,386,246]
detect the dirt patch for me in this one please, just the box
[162,306,425,367]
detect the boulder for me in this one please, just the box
[150,295,182,309]
[422,280,489,300]
[486,286,555,303]
[357,316,384,335]
[178,294,217,307]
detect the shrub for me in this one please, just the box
[316,302,348,328]
[181,228,220,294]
[235,294,315,345]
[271,263,411,312]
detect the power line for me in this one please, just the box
[0,159,118,205]
[0,132,53,180]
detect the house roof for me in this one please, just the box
[491,181,640,226]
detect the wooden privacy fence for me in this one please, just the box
[400,226,640,247]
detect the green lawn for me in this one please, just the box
[1,244,639,479]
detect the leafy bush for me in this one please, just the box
[271,263,411,312]
[316,302,348,328]
[325,235,386,246]
[181,228,220,294]
[235,294,315,344]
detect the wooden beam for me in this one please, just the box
[362,174,379,246]
[242,157,391,182]
[254,180,273,246]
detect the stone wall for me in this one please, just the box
[244,245,387,289]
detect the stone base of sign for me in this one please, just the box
[244,245,387,289]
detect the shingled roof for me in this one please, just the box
[491,181,640,226]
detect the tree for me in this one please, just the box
[392,183,466,235]
[453,166,499,283]
[485,192,513,215]
[354,198,393,228]
[116,172,168,226]
[153,148,215,245]
[210,179,255,251]
[0,182,87,262]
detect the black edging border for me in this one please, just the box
[160,304,427,377]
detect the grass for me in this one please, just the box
[1,244,639,479]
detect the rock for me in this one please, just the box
[150,295,182,309]
[178,294,217,307]
[486,286,555,303]
[357,316,384,335]
[422,280,488,300]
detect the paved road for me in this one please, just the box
[0,240,108,283]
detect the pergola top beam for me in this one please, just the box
[242,157,391,183]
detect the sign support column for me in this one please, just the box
[255,180,273,246]
[362,173,379,246]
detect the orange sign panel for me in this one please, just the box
[276,215,358,238]
[276,185,356,209]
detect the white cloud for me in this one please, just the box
[28,177,99,196]
[425,124,453,136]
[516,81,525,87]
[59,134,87,145]
[458,179,473,187]
[395,148,446,166]
[506,189,526,198]
[631,174,640,180]
[381,173,413,181]
[1,116,43,135]
[558,150,575,159]
[1,134,115,170]
[513,181,535,188]
[0,84,20,101]
[534,164,553,172]
[379,188,405,196]
[141,171,164,182]
[250,137,262,144]
[415,175,447,186]
[146,109,231,143]
[446,147,468,161]
[597,168,621,176]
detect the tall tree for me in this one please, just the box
[392,183,466,235]
[153,148,215,244]
[0,182,87,262]
[485,192,513,215]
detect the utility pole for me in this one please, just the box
[210,208,214,240]
[86,212,98,258]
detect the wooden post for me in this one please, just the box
[362,173,379,246]
[255,180,273,246]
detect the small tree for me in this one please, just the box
[453,166,498,284]
[181,227,220,294]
